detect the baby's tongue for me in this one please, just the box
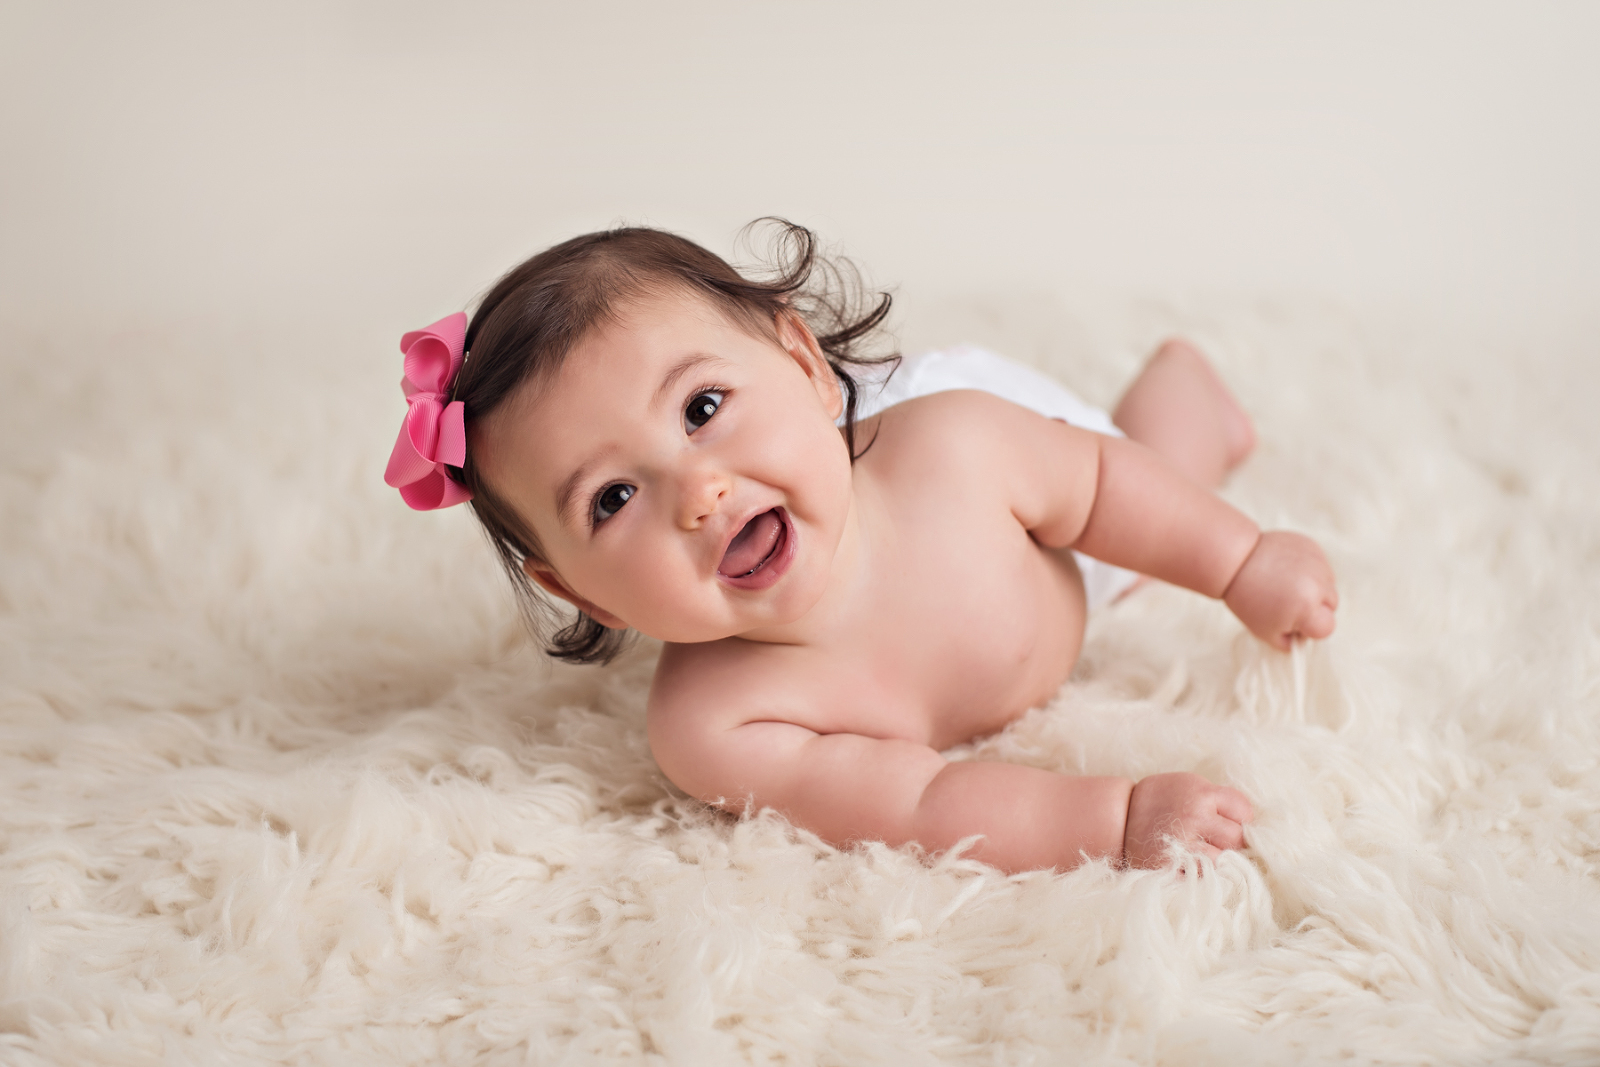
[719,510,781,576]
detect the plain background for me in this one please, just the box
[2,0,1597,359]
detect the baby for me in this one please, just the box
[385,222,1338,873]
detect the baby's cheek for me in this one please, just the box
[797,432,854,517]
[612,566,719,643]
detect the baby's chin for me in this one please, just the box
[638,590,826,646]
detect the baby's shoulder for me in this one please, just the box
[645,638,854,799]
[874,386,1026,433]
[650,637,780,717]
[864,389,1035,472]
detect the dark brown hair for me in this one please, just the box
[446,219,896,664]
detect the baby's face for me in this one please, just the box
[476,291,854,644]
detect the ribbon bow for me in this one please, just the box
[384,312,473,511]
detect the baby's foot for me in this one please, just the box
[1113,338,1256,489]
[1149,338,1256,474]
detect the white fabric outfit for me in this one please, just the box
[850,345,1141,609]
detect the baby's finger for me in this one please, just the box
[1300,603,1336,640]
[1202,816,1247,852]
[1214,787,1254,825]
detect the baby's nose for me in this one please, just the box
[676,467,729,530]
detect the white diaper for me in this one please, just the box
[850,345,1141,609]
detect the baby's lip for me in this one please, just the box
[715,507,795,590]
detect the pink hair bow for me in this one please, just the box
[384,312,473,511]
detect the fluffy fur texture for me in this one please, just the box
[2,298,1597,1065]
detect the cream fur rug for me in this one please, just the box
[2,297,1598,1065]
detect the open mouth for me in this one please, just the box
[716,508,793,589]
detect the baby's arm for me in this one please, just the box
[651,711,1251,873]
[661,721,1129,871]
[1005,400,1338,647]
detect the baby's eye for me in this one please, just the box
[684,391,724,433]
[592,483,635,524]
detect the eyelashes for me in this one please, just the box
[592,483,634,523]
[684,389,723,432]
[587,386,729,528]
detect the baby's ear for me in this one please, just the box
[522,561,627,629]
[775,309,843,419]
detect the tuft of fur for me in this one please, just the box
[2,298,1598,1064]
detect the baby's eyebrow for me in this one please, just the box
[554,464,591,529]
[653,353,722,407]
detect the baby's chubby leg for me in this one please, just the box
[1111,339,1256,490]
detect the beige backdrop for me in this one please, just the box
[3,0,1597,357]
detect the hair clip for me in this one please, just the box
[384,312,473,510]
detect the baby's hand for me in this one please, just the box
[1123,772,1254,868]
[1222,530,1338,650]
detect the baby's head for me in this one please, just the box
[404,221,894,663]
